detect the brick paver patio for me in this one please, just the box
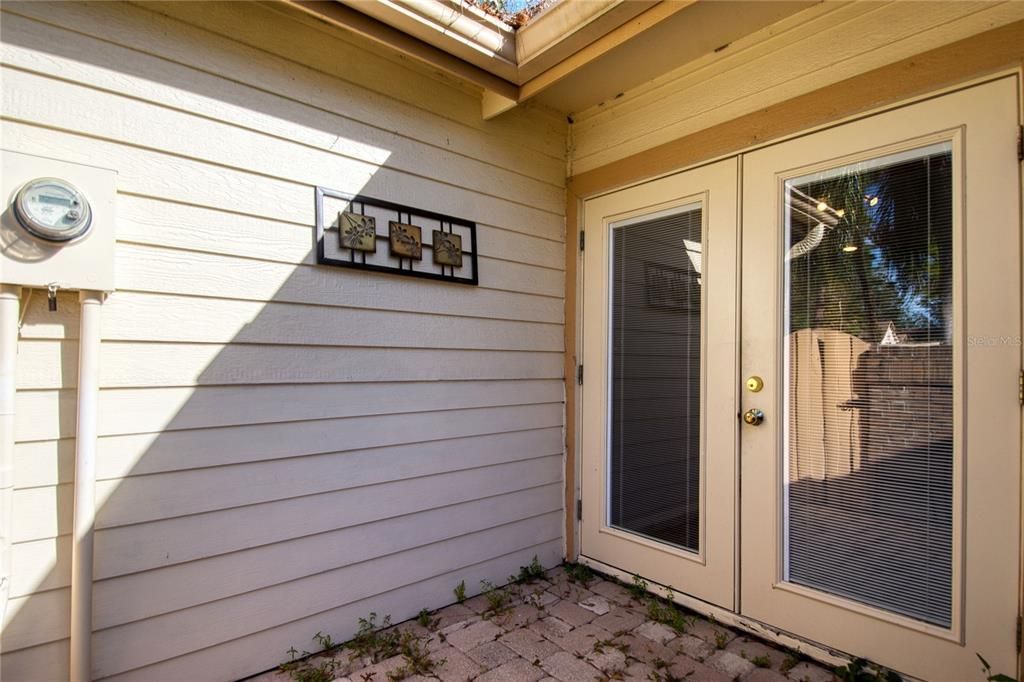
[248,565,839,682]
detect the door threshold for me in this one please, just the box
[576,554,880,678]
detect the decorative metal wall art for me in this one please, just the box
[315,187,478,285]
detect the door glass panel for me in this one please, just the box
[609,204,702,551]
[783,142,954,627]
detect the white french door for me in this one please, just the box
[580,158,738,609]
[579,75,1022,681]
[740,76,1021,681]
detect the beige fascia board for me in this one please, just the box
[280,0,694,118]
[518,0,694,102]
[514,0,657,82]
[337,0,519,79]
[281,0,519,99]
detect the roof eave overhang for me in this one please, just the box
[281,0,692,118]
[281,0,520,103]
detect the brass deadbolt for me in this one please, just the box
[746,376,764,392]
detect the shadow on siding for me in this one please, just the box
[1,3,566,680]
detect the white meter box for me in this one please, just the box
[1,150,117,291]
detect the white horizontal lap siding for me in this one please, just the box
[114,196,567,271]
[9,432,564,585]
[13,414,565,543]
[15,382,565,446]
[16,410,564,492]
[0,4,564,182]
[15,342,565,388]
[569,0,1024,174]
[90,516,561,680]
[6,432,564,602]
[89,484,562,630]
[104,541,564,682]
[0,1,567,680]
[15,292,566,350]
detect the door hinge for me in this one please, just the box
[579,230,585,251]
[1016,614,1021,652]
[577,364,584,385]
[576,498,583,521]
[1018,369,1023,406]
[1018,125,1023,162]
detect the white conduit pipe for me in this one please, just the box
[70,290,103,682]
[0,284,21,642]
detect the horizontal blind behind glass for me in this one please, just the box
[783,142,954,627]
[609,205,702,552]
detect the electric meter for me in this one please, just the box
[1,151,117,291]
[13,177,93,243]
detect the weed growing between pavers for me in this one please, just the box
[644,597,694,635]
[278,655,340,682]
[480,579,515,619]
[277,558,841,682]
[453,580,467,603]
[513,555,545,584]
[834,657,903,682]
[592,638,630,656]
[349,613,402,663]
[388,631,446,680]
[647,656,685,682]
[279,632,345,682]
[628,574,649,602]
[416,608,439,630]
[563,561,595,587]
[281,615,444,682]
[780,651,806,674]
[278,556,546,682]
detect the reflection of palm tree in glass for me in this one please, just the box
[787,148,952,344]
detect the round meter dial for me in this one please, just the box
[13,177,92,243]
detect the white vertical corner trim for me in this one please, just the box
[70,290,104,682]
[0,284,20,636]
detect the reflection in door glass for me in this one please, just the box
[609,205,702,552]
[783,142,953,627]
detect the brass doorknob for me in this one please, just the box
[743,409,765,426]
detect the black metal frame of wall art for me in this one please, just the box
[315,186,479,285]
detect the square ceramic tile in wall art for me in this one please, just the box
[433,230,463,267]
[339,211,377,252]
[389,221,422,259]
